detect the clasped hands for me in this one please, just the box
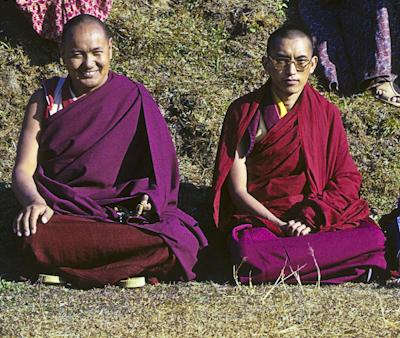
[281,220,312,237]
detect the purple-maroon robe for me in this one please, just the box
[22,72,207,284]
[212,82,387,284]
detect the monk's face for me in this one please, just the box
[263,37,317,100]
[61,22,112,96]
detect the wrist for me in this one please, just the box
[23,195,46,207]
[275,220,287,227]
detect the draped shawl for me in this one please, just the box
[35,72,207,280]
[212,82,370,235]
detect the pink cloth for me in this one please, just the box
[231,219,387,284]
[15,0,113,42]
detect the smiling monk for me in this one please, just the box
[212,25,387,284]
[12,14,206,288]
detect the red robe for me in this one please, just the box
[212,82,370,236]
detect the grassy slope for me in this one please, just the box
[1,280,400,337]
[1,0,398,210]
[0,0,400,336]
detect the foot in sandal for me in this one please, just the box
[38,274,66,285]
[374,81,400,107]
[118,276,146,288]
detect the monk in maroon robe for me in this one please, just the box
[12,14,207,288]
[212,25,387,284]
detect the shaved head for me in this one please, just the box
[60,14,113,96]
[61,14,110,46]
[267,25,314,56]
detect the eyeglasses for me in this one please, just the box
[267,55,313,72]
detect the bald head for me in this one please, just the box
[60,14,113,97]
[61,14,110,46]
[267,25,314,56]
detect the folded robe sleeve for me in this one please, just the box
[298,105,370,231]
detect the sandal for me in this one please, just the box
[38,274,146,288]
[118,276,146,288]
[38,273,66,285]
[374,81,400,107]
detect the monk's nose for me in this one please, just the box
[83,55,96,69]
[286,61,297,75]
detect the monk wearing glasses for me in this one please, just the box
[212,25,387,284]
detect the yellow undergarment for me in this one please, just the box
[271,91,288,118]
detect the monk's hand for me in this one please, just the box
[284,220,311,237]
[134,194,152,217]
[13,203,54,237]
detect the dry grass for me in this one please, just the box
[1,0,400,336]
[1,281,400,337]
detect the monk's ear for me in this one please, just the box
[59,44,65,65]
[309,55,318,74]
[262,55,269,73]
[108,38,113,60]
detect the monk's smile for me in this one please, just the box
[80,70,100,78]
[61,21,112,97]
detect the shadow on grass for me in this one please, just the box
[379,206,400,272]
[178,182,232,283]
[0,184,22,279]
[0,1,59,65]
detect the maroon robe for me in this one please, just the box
[213,82,370,234]
[18,72,207,287]
[21,215,177,288]
[212,82,386,283]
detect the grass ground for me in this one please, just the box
[1,280,400,337]
[1,0,400,336]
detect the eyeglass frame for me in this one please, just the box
[266,54,314,72]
